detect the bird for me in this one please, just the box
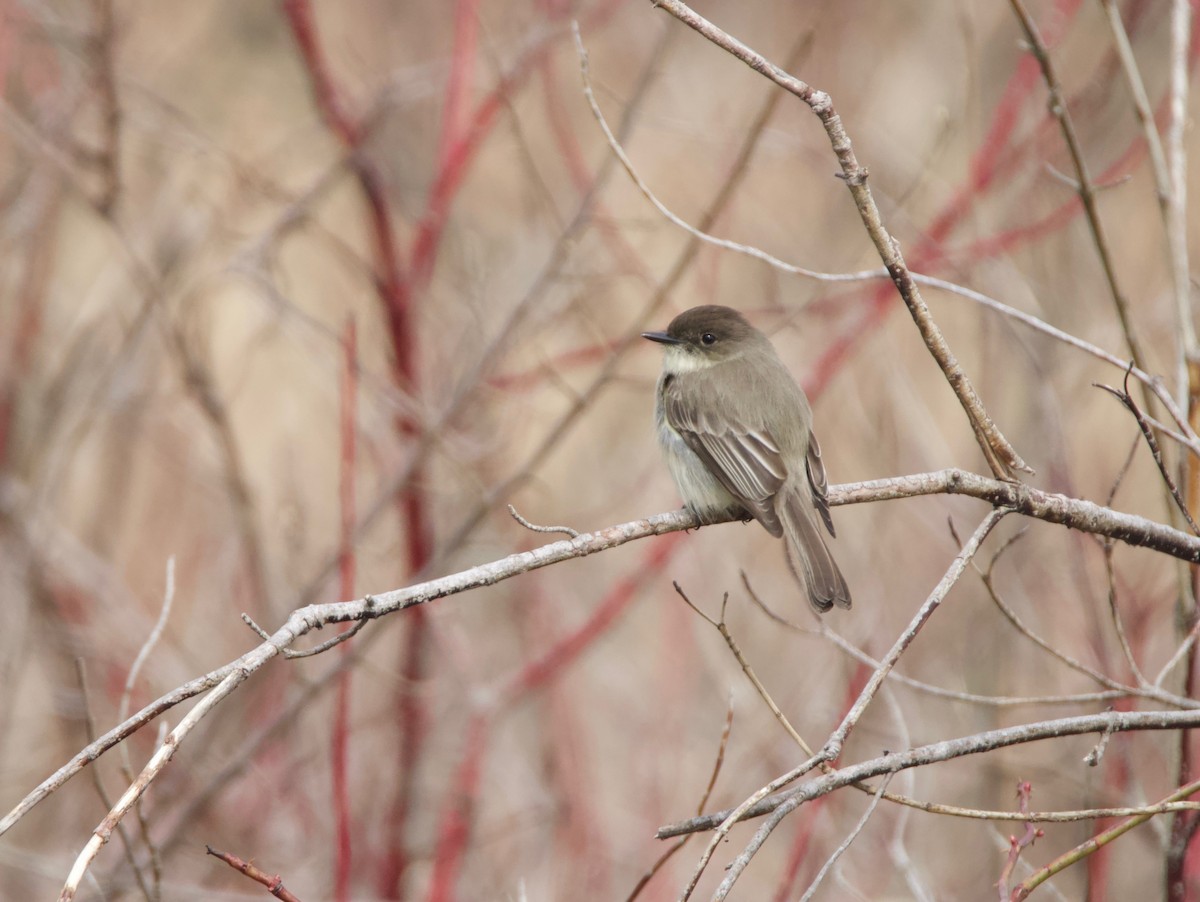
[643,305,851,612]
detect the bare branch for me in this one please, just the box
[658,708,1200,839]
[10,464,1200,845]
[646,0,1029,479]
[679,510,1001,897]
[117,557,175,728]
[834,470,1200,563]
[823,510,1005,759]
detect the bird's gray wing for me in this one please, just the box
[806,432,836,537]
[662,373,787,536]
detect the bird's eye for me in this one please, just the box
[701,332,717,346]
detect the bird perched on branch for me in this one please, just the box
[643,305,851,612]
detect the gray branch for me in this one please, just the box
[658,708,1200,839]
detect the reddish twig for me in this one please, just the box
[499,535,682,705]
[997,781,1043,900]
[280,5,425,893]
[437,0,479,165]
[1012,775,1200,899]
[207,845,305,902]
[425,712,488,902]
[279,0,360,144]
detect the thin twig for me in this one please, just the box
[74,661,153,902]
[1094,367,1200,534]
[1165,0,1197,405]
[674,584,813,753]
[1007,0,1146,377]
[507,503,579,538]
[823,510,1006,759]
[996,781,1043,900]
[206,846,304,902]
[118,558,176,738]
[241,604,372,659]
[115,556,176,896]
[796,773,894,902]
[1100,0,1169,209]
[1102,539,1147,687]
[1084,713,1116,767]
[1156,617,1200,689]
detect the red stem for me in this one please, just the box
[279,0,361,145]
[437,0,480,166]
[500,536,682,704]
[424,712,490,902]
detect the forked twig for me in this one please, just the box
[1094,366,1200,535]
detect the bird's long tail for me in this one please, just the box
[778,484,851,613]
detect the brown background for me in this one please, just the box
[0,0,1196,898]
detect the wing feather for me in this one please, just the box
[806,433,836,537]
[663,374,788,535]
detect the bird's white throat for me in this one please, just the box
[658,344,711,375]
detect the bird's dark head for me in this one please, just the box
[642,305,767,371]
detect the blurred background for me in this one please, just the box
[1,0,1197,898]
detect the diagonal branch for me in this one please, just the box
[1007,0,1146,376]
[644,0,1030,480]
[658,708,1200,839]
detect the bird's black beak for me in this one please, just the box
[642,331,684,345]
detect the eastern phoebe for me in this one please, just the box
[643,305,851,612]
